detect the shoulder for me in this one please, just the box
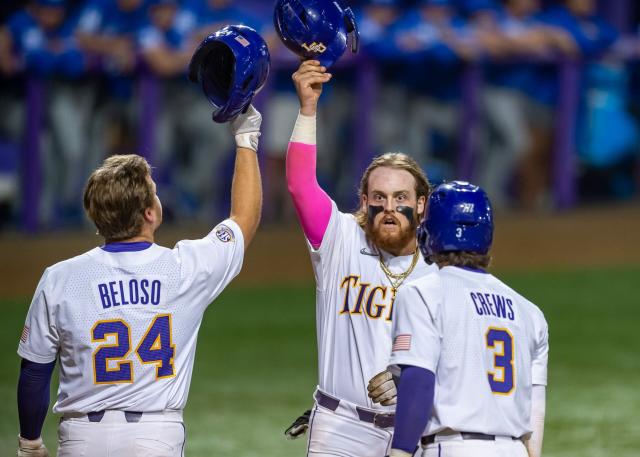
[491,274,547,325]
[38,249,97,289]
[402,269,445,301]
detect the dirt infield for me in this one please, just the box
[1,203,638,297]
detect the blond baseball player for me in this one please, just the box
[386,181,548,457]
[15,104,263,457]
[284,60,437,457]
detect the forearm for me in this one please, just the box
[286,112,332,249]
[391,366,435,454]
[17,359,55,440]
[525,385,546,457]
[230,147,262,248]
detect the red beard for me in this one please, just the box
[365,212,418,253]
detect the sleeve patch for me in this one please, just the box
[392,334,412,352]
[20,325,30,343]
[215,225,235,243]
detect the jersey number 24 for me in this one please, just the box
[91,314,175,384]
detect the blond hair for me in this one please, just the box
[354,152,431,227]
[83,154,154,242]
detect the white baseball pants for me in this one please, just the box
[57,410,185,457]
[422,433,528,457]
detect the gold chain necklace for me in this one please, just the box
[379,248,420,299]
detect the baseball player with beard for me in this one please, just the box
[284,60,437,457]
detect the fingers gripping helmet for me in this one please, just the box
[188,25,270,123]
[274,0,359,68]
[419,181,494,257]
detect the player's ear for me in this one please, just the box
[417,195,426,218]
[143,206,156,224]
[360,194,368,212]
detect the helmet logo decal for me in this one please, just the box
[461,203,475,213]
[234,35,251,47]
[301,42,327,53]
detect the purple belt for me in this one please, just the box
[314,390,395,429]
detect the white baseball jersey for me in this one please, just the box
[308,202,436,410]
[18,220,244,414]
[389,266,549,438]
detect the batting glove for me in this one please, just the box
[367,370,398,406]
[17,436,49,457]
[284,409,312,440]
[230,105,262,152]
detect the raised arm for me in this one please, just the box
[229,106,263,249]
[287,61,333,249]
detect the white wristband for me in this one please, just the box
[290,111,316,145]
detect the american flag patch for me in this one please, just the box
[235,35,250,47]
[392,334,411,351]
[20,325,30,343]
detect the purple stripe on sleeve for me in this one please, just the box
[391,365,435,454]
[17,358,56,440]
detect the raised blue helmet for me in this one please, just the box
[419,181,494,257]
[274,0,359,68]
[188,25,270,123]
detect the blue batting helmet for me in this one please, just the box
[188,25,270,123]
[419,181,493,257]
[274,0,359,68]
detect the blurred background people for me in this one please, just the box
[0,0,638,232]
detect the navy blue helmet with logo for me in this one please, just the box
[188,25,270,123]
[274,0,359,68]
[419,181,494,258]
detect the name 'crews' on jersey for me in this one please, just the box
[389,266,549,438]
[309,201,436,410]
[18,220,244,414]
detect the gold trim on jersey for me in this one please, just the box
[91,319,134,385]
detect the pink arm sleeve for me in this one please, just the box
[286,141,333,249]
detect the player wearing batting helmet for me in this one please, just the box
[15,27,267,457]
[283,55,438,456]
[387,181,548,457]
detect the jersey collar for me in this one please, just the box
[455,265,488,274]
[101,241,153,253]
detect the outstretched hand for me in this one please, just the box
[292,60,332,116]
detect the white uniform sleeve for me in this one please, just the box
[307,201,356,292]
[388,274,443,375]
[17,268,59,363]
[531,312,549,386]
[174,219,245,310]
[525,385,546,457]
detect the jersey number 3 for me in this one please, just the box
[92,314,175,384]
[486,327,514,395]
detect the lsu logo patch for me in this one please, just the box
[301,42,327,53]
[215,225,234,243]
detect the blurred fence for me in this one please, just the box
[17,47,640,232]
